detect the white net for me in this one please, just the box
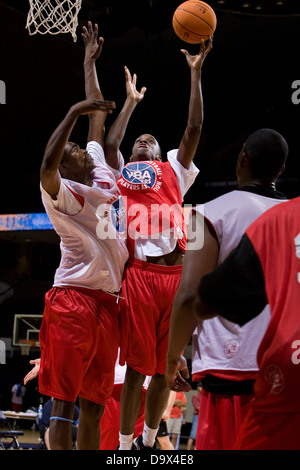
[26,0,83,42]
[20,344,31,356]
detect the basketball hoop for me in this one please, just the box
[25,0,83,42]
[19,340,36,356]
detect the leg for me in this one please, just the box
[170,433,178,448]
[44,428,51,449]
[76,397,104,450]
[120,366,146,436]
[157,435,174,450]
[186,437,194,450]
[49,398,75,450]
[145,373,170,429]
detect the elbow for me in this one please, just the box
[186,124,202,137]
[193,295,216,321]
[174,289,197,313]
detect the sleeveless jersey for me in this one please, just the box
[192,188,287,380]
[246,197,300,413]
[41,141,128,293]
[117,157,189,258]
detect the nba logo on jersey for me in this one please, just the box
[110,196,126,235]
[122,162,157,188]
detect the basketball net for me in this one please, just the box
[19,340,36,356]
[26,0,82,42]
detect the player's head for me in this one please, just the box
[236,128,288,185]
[59,142,95,183]
[130,134,162,162]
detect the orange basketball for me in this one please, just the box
[172,1,217,44]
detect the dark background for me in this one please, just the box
[0,0,299,410]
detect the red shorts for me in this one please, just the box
[119,259,182,376]
[196,388,253,450]
[100,383,146,450]
[234,408,300,450]
[39,286,120,405]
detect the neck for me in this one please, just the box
[239,179,276,190]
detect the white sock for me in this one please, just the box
[119,432,134,450]
[142,423,158,447]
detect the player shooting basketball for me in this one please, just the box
[104,36,212,450]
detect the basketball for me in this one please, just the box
[172,1,217,44]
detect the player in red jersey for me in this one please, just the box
[104,38,212,449]
[193,196,300,450]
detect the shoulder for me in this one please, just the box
[167,149,199,174]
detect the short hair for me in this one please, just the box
[244,128,288,179]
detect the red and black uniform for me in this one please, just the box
[199,197,300,450]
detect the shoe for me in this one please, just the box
[116,444,137,450]
[132,434,156,450]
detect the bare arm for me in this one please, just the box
[82,22,113,145]
[40,98,115,199]
[165,212,219,390]
[176,38,213,169]
[104,66,146,169]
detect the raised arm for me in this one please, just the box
[104,66,146,169]
[165,212,219,390]
[176,37,213,169]
[40,98,115,199]
[82,22,110,146]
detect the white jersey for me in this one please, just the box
[109,149,199,260]
[41,141,128,293]
[192,189,287,379]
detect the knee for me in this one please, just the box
[125,366,146,389]
[79,398,104,424]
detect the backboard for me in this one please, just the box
[12,314,43,350]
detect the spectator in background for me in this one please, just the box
[11,381,26,412]
[155,391,176,450]
[187,383,202,450]
[166,391,187,449]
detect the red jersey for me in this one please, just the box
[170,392,187,419]
[246,197,300,413]
[117,160,186,257]
[199,197,300,414]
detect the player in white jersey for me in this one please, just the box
[38,23,128,450]
[166,128,289,449]
[104,38,212,450]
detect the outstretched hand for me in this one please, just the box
[181,36,213,70]
[165,355,192,392]
[24,358,40,385]
[124,66,147,103]
[82,21,104,61]
[71,97,116,116]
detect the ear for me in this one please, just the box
[278,163,285,176]
[239,151,249,168]
[59,163,69,177]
